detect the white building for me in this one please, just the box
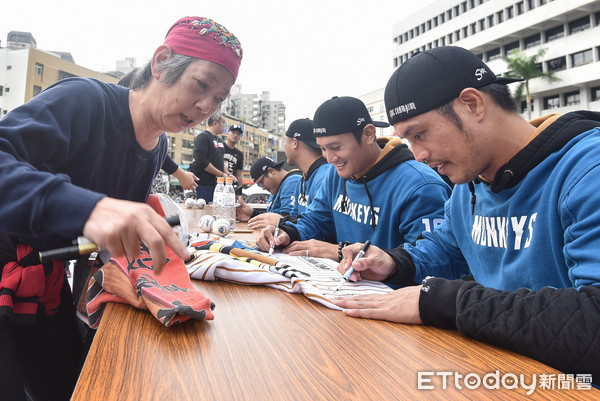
[358,88,395,137]
[391,0,600,117]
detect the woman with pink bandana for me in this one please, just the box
[0,17,242,400]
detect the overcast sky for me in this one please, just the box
[1,0,433,127]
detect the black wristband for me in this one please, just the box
[338,241,351,262]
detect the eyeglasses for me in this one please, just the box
[255,173,267,188]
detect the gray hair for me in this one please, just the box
[208,110,223,126]
[129,53,195,90]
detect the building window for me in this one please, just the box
[527,0,535,10]
[539,0,547,4]
[497,10,504,23]
[504,40,520,54]
[463,27,469,38]
[488,15,494,27]
[543,95,560,109]
[6,65,11,70]
[516,2,524,15]
[479,19,485,31]
[564,91,580,106]
[33,85,42,96]
[569,16,590,34]
[524,33,541,49]
[547,56,566,71]
[545,25,564,42]
[440,13,445,23]
[471,22,477,34]
[571,49,593,67]
[591,86,600,101]
[596,11,600,25]
[34,63,44,75]
[455,30,460,41]
[462,1,468,13]
[0,86,3,96]
[433,16,438,27]
[487,48,501,61]
[507,6,514,19]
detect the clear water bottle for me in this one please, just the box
[223,177,236,229]
[212,176,225,220]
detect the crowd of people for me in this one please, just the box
[0,13,599,401]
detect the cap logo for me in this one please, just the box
[262,166,267,172]
[475,67,488,81]
[293,132,301,138]
[314,128,326,134]
[356,117,366,126]
[388,102,417,120]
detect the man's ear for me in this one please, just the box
[151,45,173,80]
[363,124,377,144]
[457,88,486,119]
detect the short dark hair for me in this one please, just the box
[350,129,363,144]
[479,83,518,113]
[434,83,518,129]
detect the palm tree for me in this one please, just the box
[502,48,560,120]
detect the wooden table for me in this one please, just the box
[72,207,597,400]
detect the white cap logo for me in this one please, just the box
[356,117,366,126]
[475,67,488,81]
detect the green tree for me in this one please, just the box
[503,48,560,120]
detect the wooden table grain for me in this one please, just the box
[71,206,597,400]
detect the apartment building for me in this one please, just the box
[222,84,286,137]
[0,33,118,118]
[391,0,600,117]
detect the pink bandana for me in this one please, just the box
[164,16,243,80]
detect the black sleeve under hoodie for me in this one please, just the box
[419,277,600,385]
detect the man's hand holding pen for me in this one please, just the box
[257,223,290,253]
[337,242,397,283]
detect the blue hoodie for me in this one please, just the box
[290,157,335,216]
[266,170,302,215]
[283,138,451,250]
[402,112,600,291]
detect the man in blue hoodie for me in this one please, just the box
[257,96,451,261]
[333,46,600,385]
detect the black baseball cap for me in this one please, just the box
[250,157,284,181]
[313,96,389,137]
[384,46,523,125]
[285,118,320,149]
[228,124,244,133]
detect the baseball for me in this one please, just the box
[185,198,196,208]
[212,218,230,236]
[198,215,215,232]
[195,198,206,209]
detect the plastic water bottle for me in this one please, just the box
[212,176,225,220]
[223,177,236,230]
